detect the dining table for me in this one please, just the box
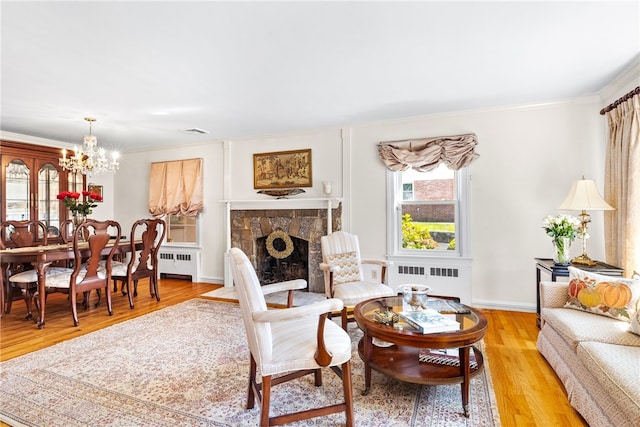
[0,239,141,328]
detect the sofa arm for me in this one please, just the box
[540,281,568,309]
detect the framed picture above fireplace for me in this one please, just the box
[253,149,312,189]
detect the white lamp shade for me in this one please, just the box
[558,179,615,211]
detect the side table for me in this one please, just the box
[534,258,624,328]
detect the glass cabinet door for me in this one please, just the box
[5,159,30,221]
[38,162,61,236]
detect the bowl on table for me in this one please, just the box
[398,284,431,311]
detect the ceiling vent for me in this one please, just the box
[181,128,209,135]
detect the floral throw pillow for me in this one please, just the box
[326,251,361,285]
[565,266,640,322]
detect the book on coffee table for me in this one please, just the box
[398,308,460,334]
[418,348,478,369]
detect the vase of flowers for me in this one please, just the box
[542,214,580,266]
[57,190,103,233]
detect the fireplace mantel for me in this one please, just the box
[221,197,342,210]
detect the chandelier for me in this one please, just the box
[59,117,119,175]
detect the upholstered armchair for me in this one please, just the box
[320,230,394,329]
[228,247,354,427]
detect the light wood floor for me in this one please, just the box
[0,278,587,427]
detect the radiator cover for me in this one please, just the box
[386,256,472,304]
[158,246,201,282]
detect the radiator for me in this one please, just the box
[158,247,201,282]
[386,257,472,304]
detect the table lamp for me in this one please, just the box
[558,177,614,266]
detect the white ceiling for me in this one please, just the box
[1,1,639,152]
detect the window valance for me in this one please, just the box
[148,158,203,217]
[378,133,479,172]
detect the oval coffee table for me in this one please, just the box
[353,295,488,417]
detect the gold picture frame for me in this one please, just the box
[87,184,103,202]
[253,149,312,189]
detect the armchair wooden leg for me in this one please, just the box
[247,355,257,410]
[341,307,348,330]
[260,375,271,427]
[342,360,354,427]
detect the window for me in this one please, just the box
[166,214,198,244]
[148,158,203,246]
[387,164,470,258]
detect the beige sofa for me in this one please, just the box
[536,280,640,426]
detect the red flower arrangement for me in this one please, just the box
[57,190,103,216]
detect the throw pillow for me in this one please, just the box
[629,309,640,336]
[326,251,361,285]
[565,266,640,322]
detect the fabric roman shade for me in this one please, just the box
[148,158,203,217]
[378,133,479,172]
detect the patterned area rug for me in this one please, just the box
[0,299,501,426]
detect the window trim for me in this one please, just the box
[386,166,471,259]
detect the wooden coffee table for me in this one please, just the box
[354,295,488,417]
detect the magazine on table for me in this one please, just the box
[418,347,478,369]
[398,308,460,334]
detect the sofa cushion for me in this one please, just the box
[577,341,640,425]
[541,307,640,350]
[564,267,640,322]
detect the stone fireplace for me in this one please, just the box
[229,203,341,293]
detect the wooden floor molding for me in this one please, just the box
[0,279,587,427]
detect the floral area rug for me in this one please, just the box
[0,299,500,426]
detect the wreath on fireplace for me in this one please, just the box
[266,230,294,259]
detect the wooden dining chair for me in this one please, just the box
[35,219,121,326]
[110,218,166,309]
[0,220,50,318]
[229,247,354,427]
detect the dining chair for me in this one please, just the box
[0,220,57,318]
[320,230,394,329]
[34,219,121,326]
[110,218,166,309]
[228,247,354,427]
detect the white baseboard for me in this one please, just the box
[472,299,536,313]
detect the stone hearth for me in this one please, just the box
[230,203,342,293]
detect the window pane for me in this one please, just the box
[402,164,455,201]
[400,164,456,252]
[167,215,197,243]
[401,203,456,250]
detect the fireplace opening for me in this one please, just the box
[256,232,308,287]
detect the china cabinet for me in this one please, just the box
[1,140,84,241]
